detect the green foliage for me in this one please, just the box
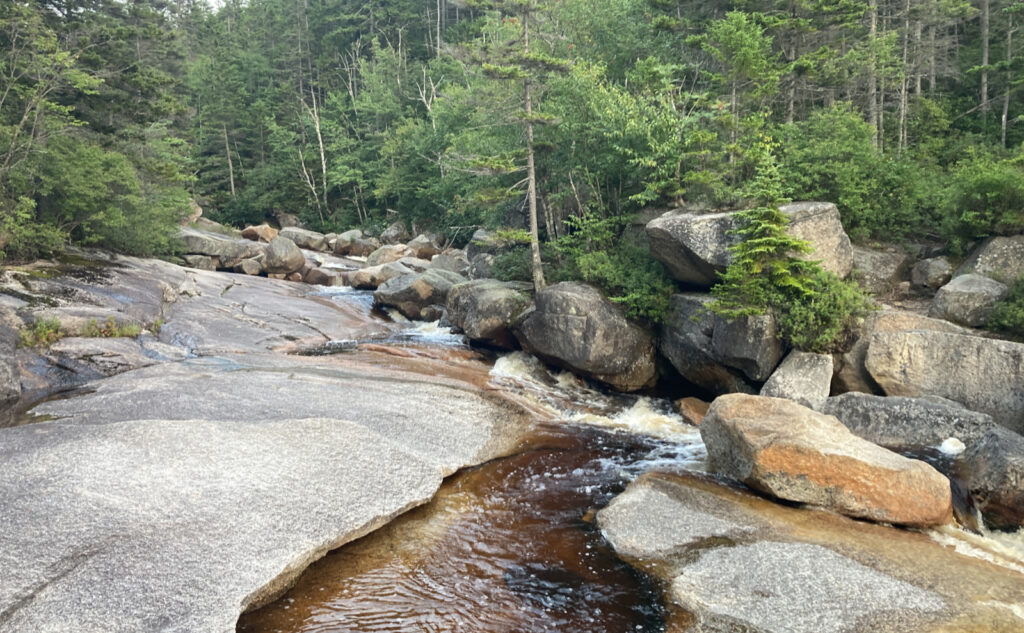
[555,211,676,322]
[81,317,142,339]
[18,317,62,348]
[940,153,1024,252]
[711,138,874,353]
[987,275,1024,340]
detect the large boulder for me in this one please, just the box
[928,273,1008,327]
[821,393,997,451]
[701,394,953,526]
[380,221,411,245]
[263,236,306,274]
[911,256,954,290]
[759,350,833,410]
[373,269,467,320]
[179,227,259,267]
[1,322,19,412]
[366,244,414,267]
[181,254,216,271]
[961,427,1024,530]
[279,227,327,252]
[513,282,656,392]
[710,313,785,382]
[465,229,501,261]
[468,253,495,280]
[431,252,471,276]
[349,262,415,290]
[956,235,1024,282]
[832,308,968,394]
[335,236,379,257]
[646,202,854,287]
[241,224,279,243]
[658,293,756,395]
[446,280,531,349]
[864,330,1024,434]
[851,245,912,296]
[407,234,442,260]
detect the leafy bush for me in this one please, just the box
[987,275,1024,340]
[18,317,63,348]
[555,211,676,322]
[0,196,65,263]
[940,153,1024,253]
[82,317,142,339]
[711,138,874,353]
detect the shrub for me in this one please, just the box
[18,317,63,348]
[711,137,874,353]
[987,275,1024,340]
[940,154,1024,253]
[82,317,142,339]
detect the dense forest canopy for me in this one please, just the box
[4,0,1024,316]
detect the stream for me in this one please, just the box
[238,287,1024,633]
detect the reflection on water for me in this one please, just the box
[237,425,686,633]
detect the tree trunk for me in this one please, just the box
[223,123,235,196]
[898,0,910,154]
[928,25,936,95]
[868,0,880,147]
[523,13,545,291]
[982,0,990,122]
[1003,13,1014,146]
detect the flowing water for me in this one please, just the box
[239,288,1024,633]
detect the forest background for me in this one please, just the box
[4,0,1024,327]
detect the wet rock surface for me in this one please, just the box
[961,427,1024,530]
[599,472,1024,633]
[373,269,466,320]
[701,394,953,526]
[447,279,531,349]
[821,392,997,451]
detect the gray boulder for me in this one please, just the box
[181,254,216,271]
[852,245,911,296]
[446,280,531,349]
[263,236,306,274]
[865,330,1024,434]
[657,293,756,395]
[821,392,997,451]
[236,258,263,276]
[956,235,1024,282]
[279,227,327,251]
[911,256,954,289]
[759,350,833,410]
[833,308,967,394]
[702,394,953,526]
[468,253,495,280]
[646,202,854,287]
[366,244,413,267]
[380,220,410,245]
[407,234,442,259]
[1,322,19,411]
[928,273,1009,327]
[373,269,467,320]
[397,256,432,273]
[513,282,656,392]
[431,252,471,276]
[961,427,1024,530]
[465,229,499,261]
[275,211,302,228]
[349,262,415,290]
[335,236,379,257]
[711,313,785,382]
[179,227,258,267]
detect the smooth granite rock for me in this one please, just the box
[380,221,411,245]
[279,227,327,251]
[961,427,1024,530]
[711,313,785,383]
[646,202,854,287]
[670,541,945,633]
[760,350,833,409]
[446,279,531,349]
[241,224,279,243]
[366,244,414,267]
[956,235,1024,282]
[865,329,1024,434]
[373,269,467,320]
[702,394,953,526]
[911,257,954,289]
[180,227,259,268]
[658,293,757,395]
[0,322,19,411]
[349,262,415,290]
[852,245,912,296]
[928,273,1009,326]
[263,236,306,275]
[821,393,997,450]
[513,282,657,392]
